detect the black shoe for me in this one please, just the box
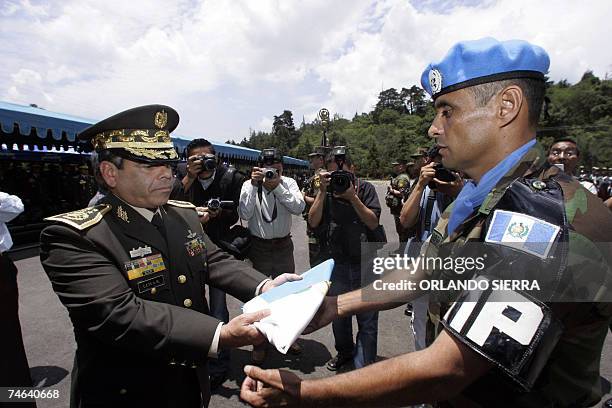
[210,372,227,391]
[326,354,352,371]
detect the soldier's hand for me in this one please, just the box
[240,366,302,407]
[261,273,303,293]
[219,309,270,349]
[251,167,264,186]
[417,162,436,188]
[187,155,203,179]
[303,295,338,334]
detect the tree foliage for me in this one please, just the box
[233,72,611,177]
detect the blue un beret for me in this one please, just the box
[421,37,550,99]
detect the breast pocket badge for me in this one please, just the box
[185,235,206,257]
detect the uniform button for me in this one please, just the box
[178,275,187,284]
[184,298,193,307]
[191,363,198,368]
[150,287,157,295]
[119,388,127,395]
[169,359,177,365]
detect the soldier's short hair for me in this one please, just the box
[469,78,546,127]
[91,150,124,189]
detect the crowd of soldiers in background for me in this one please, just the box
[0,161,97,224]
[578,166,612,201]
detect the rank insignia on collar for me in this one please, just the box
[130,246,152,258]
[117,205,130,222]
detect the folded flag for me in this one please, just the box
[242,259,335,354]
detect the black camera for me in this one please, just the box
[194,154,217,171]
[329,170,354,194]
[259,148,282,166]
[206,198,234,210]
[328,146,354,194]
[426,145,457,189]
[263,167,278,179]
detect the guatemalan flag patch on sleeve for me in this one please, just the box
[485,210,561,259]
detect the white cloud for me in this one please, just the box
[0,0,610,142]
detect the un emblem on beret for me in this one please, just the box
[429,69,442,94]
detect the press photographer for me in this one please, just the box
[170,138,246,389]
[239,147,305,363]
[308,146,383,372]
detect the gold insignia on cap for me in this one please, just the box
[155,110,168,129]
[117,205,130,222]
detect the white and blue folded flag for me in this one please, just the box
[243,259,334,354]
[485,210,560,259]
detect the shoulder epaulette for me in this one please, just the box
[166,200,196,209]
[44,204,112,230]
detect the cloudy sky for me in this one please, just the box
[1,0,610,142]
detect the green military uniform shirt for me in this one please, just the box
[424,143,612,407]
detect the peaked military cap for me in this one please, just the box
[410,147,429,158]
[308,146,328,157]
[78,104,180,163]
[421,37,550,100]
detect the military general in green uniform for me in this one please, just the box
[386,158,412,246]
[240,38,612,408]
[40,105,300,408]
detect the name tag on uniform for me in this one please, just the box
[124,253,167,280]
[137,274,166,294]
[185,235,206,257]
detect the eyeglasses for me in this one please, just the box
[550,149,578,158]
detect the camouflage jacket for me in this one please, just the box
[386,173,411,213]
[302,170,323,223]
[424,143,612,407]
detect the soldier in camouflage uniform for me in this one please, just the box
[386,158,412,246]
[240,38,612,408]
[302,146,329,267]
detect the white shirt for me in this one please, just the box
[0,192,24,253]
[578,179,598,195]
[239,176,305,239]
[198,169,216,191]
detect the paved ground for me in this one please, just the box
[13,181,612,407]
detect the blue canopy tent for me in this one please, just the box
[0,101,308,167]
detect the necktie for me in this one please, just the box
[151,212,164,231]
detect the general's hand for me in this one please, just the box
[240,366,302,407]
[187,155,203,179]
[251,167,265,186]
[261,273,303,294]
[303,295,338,334]
[219,309,270,348]
[417,162,436,188]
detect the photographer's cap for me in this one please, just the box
[391,158,408,165]
[421,37,550,100]
[78,104,179,163]
[410,147,428,158]
[308,146,328,157]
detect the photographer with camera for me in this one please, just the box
[239,147,305,362]
[308,146,381,372]
[399,145,463,352]
[386,158,412,248]
[302,146,330,267]
[170,138,245,390]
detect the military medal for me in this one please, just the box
[124,253,166,280]
[129,246,152,258]
[185,235,206,257]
